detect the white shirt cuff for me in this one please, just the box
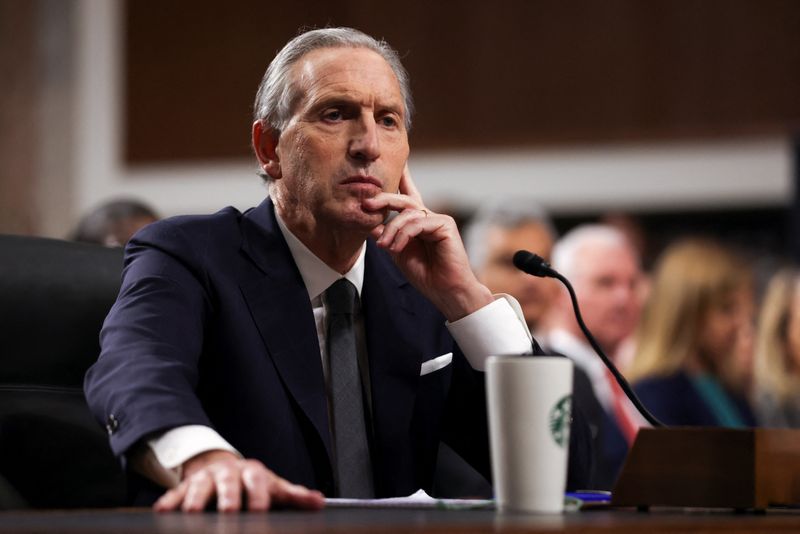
[446,294,533,371]
[147,425,240,470]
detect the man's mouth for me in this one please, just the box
[341,175,383,189]
[340,176,384,202]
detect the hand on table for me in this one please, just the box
[153,450,325,513]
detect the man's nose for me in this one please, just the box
[612,283,635,303]
[348,115,380,162]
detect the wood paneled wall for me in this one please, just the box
[125,0,800,164]
[0,0,38,234]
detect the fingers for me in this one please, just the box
[375,209,423,252]
[153,457,324,513]
[362,164,423,215]
[269,475,326,509]
[376,208,449,254]
[154,470,217,513]
[213,466,242,513]
[241,461,271,511]
[369,223,385,241]
[398,163,423,203]
[361,191,420,215]
[182,470,216,512]
[154,482,189,512]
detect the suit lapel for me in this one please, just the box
[238,199,332,464]
[238,203,427,493]
[361,242,421,494]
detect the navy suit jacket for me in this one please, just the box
[634,371,757,427]
[85,198,592,502]
[85,198,491,499]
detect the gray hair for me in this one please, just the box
[253,27,414,137]
[551,224,633,280]
[464,199,557,272]
[72,198,159,246]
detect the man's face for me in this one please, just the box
[477,222,556,331]
[270,47,409,232]
[569,242,641,353]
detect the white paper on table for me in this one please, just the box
[325,489,494,510]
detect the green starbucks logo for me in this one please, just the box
[549,394,572,448]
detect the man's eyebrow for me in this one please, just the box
[305,94,405,116]
[306,95,360,111]
[378,101,404,116]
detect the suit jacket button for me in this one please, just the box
[106,414,119,435]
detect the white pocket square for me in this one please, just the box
[420,353,453,376]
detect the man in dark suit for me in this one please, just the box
[85,27,585,512]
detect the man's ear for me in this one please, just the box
[252,120,282,180]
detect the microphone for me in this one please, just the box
[513,249,664,428]
[512,250,559,278]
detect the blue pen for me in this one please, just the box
[566,491,612,503]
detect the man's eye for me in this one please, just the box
[489,257,516,270]
[379,116,398,127]
[323,109,343,121]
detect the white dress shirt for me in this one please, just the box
[146,212,531,480]
[546,328,615,414]
[545,328,645,426]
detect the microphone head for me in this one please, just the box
[513,250,555,278]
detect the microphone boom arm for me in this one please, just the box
[513,250,665,428]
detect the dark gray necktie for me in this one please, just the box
[326,278,374,498]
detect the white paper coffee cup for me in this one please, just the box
[487,355,573,513]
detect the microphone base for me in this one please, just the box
[611,427,800,511]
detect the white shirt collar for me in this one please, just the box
[546,327,614,411]
[546,328,606,377]
[274,209,366,301]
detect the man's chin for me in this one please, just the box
[341,208,385,233]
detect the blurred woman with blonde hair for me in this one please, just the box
[753,269,800,427]
[629,238,757,427]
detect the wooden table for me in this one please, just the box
[1,507,799,533]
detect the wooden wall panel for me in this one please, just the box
[124,0,800,164]
[0,0,38,234]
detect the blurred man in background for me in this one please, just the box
[465,200,558,336]
[545,224,644,488]
[72,198,159,247]
[464,201,605,489]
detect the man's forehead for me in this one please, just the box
[488,223,553,251]
[291,46,400,94]
[577,242,639,275]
